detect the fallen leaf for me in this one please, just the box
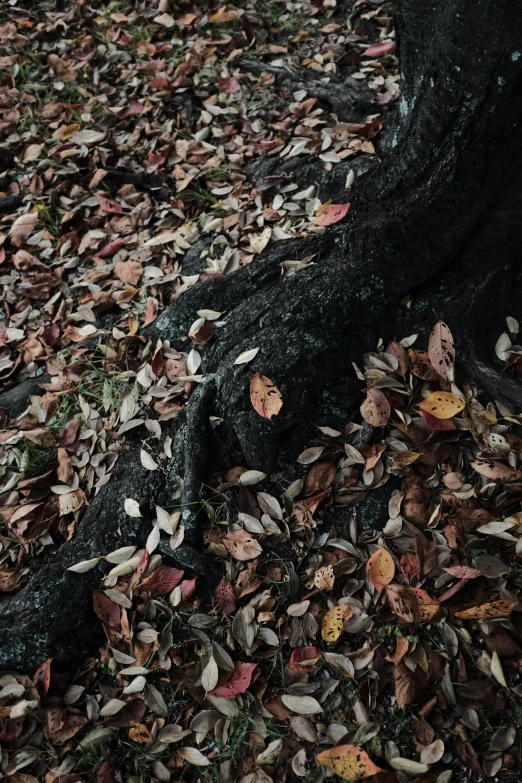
[316,745,382,780]
[428,321,455,380]
[281,694,322,714]
[250,372,283,419]
[212,576,236,617]
[314,564,335,590]
[322,604,353,642]
[210,662,257,699]
[454,600,516,620]
[223,529,262,561]
[417,391,465,419]
[367,548,395,590]
[360,388,390,426]
[311,203,350,226]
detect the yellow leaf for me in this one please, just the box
[454,600,516,620]
[316,744,383,781]
[367,548,394,590]
[250,372,283,419]
[321,605,352,642]
[417,391,465,419]
[409,588,440,623]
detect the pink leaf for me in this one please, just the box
[210,662,257,699]
[180,577,197,602]
[117,101,144,118]
[97,238,124,258]
[139,566,184,595]
[421,410,456,431]
[219,76,241,94]
[94,194,123,214]
[311,203,350,226]
[362,42,396,58]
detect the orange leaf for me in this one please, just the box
[408,588,440,623]
[360,388,390,426]
[311,203,350,226]
[321,604,352,642]
[250,372,283,419]
[367,548,395,590]
[417,392,465,419]
[316,744,382,780]
[454,600,516,620]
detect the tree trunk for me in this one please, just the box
[2,0,522,671]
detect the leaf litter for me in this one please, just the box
[1,0,522,782]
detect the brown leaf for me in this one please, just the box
[394,663,420,708]
[57,447,73,484]
[414,533,439,576]
[470,460,521,482]
[360,388,390,426]
[115,260,143,286]
[223,529,262,561]
[385,585,419,623]
[305,462,336,495]
[367,548,395,590]
[212,576,236,617]
[250,372,283,419]
[93,591,121,629]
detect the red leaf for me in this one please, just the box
[289,646,323,673]
[180,577,197,602]
[97,760,116,783]
[219,76,241,94]
[362,41,396,57]
[93,591,121,629]
[94,194,123,214]
[139,565,184,595]
[210,662,257,699]
[97,238,124,258]
[213,576,236,617]
[33,657,53,698]
[311,203,350,226]
[117,101,144,118]
[421,410,456,431]
[137,549,149,577]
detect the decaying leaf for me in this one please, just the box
[314,564,335,590]
[428,321,455,380]
[316,745,382,780]
[223,529,262,561]
[321,604,353,642]
[454,600,516,620]
[417,391,465,419]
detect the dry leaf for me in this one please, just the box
[428,321,455,380]
[454,600,516,620]
[311,203,350,226]
[417,392,465,419]
[223,529,262,561]
[360,388,390,426]
[281,695,322,714]
[314,564,335,590]
[367,548,395,590]
[322,604,353,642]
[250,372,283,419]
[316,745,382,780]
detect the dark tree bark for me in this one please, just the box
[2,0,522,671]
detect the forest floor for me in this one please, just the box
[1,1,522,783]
